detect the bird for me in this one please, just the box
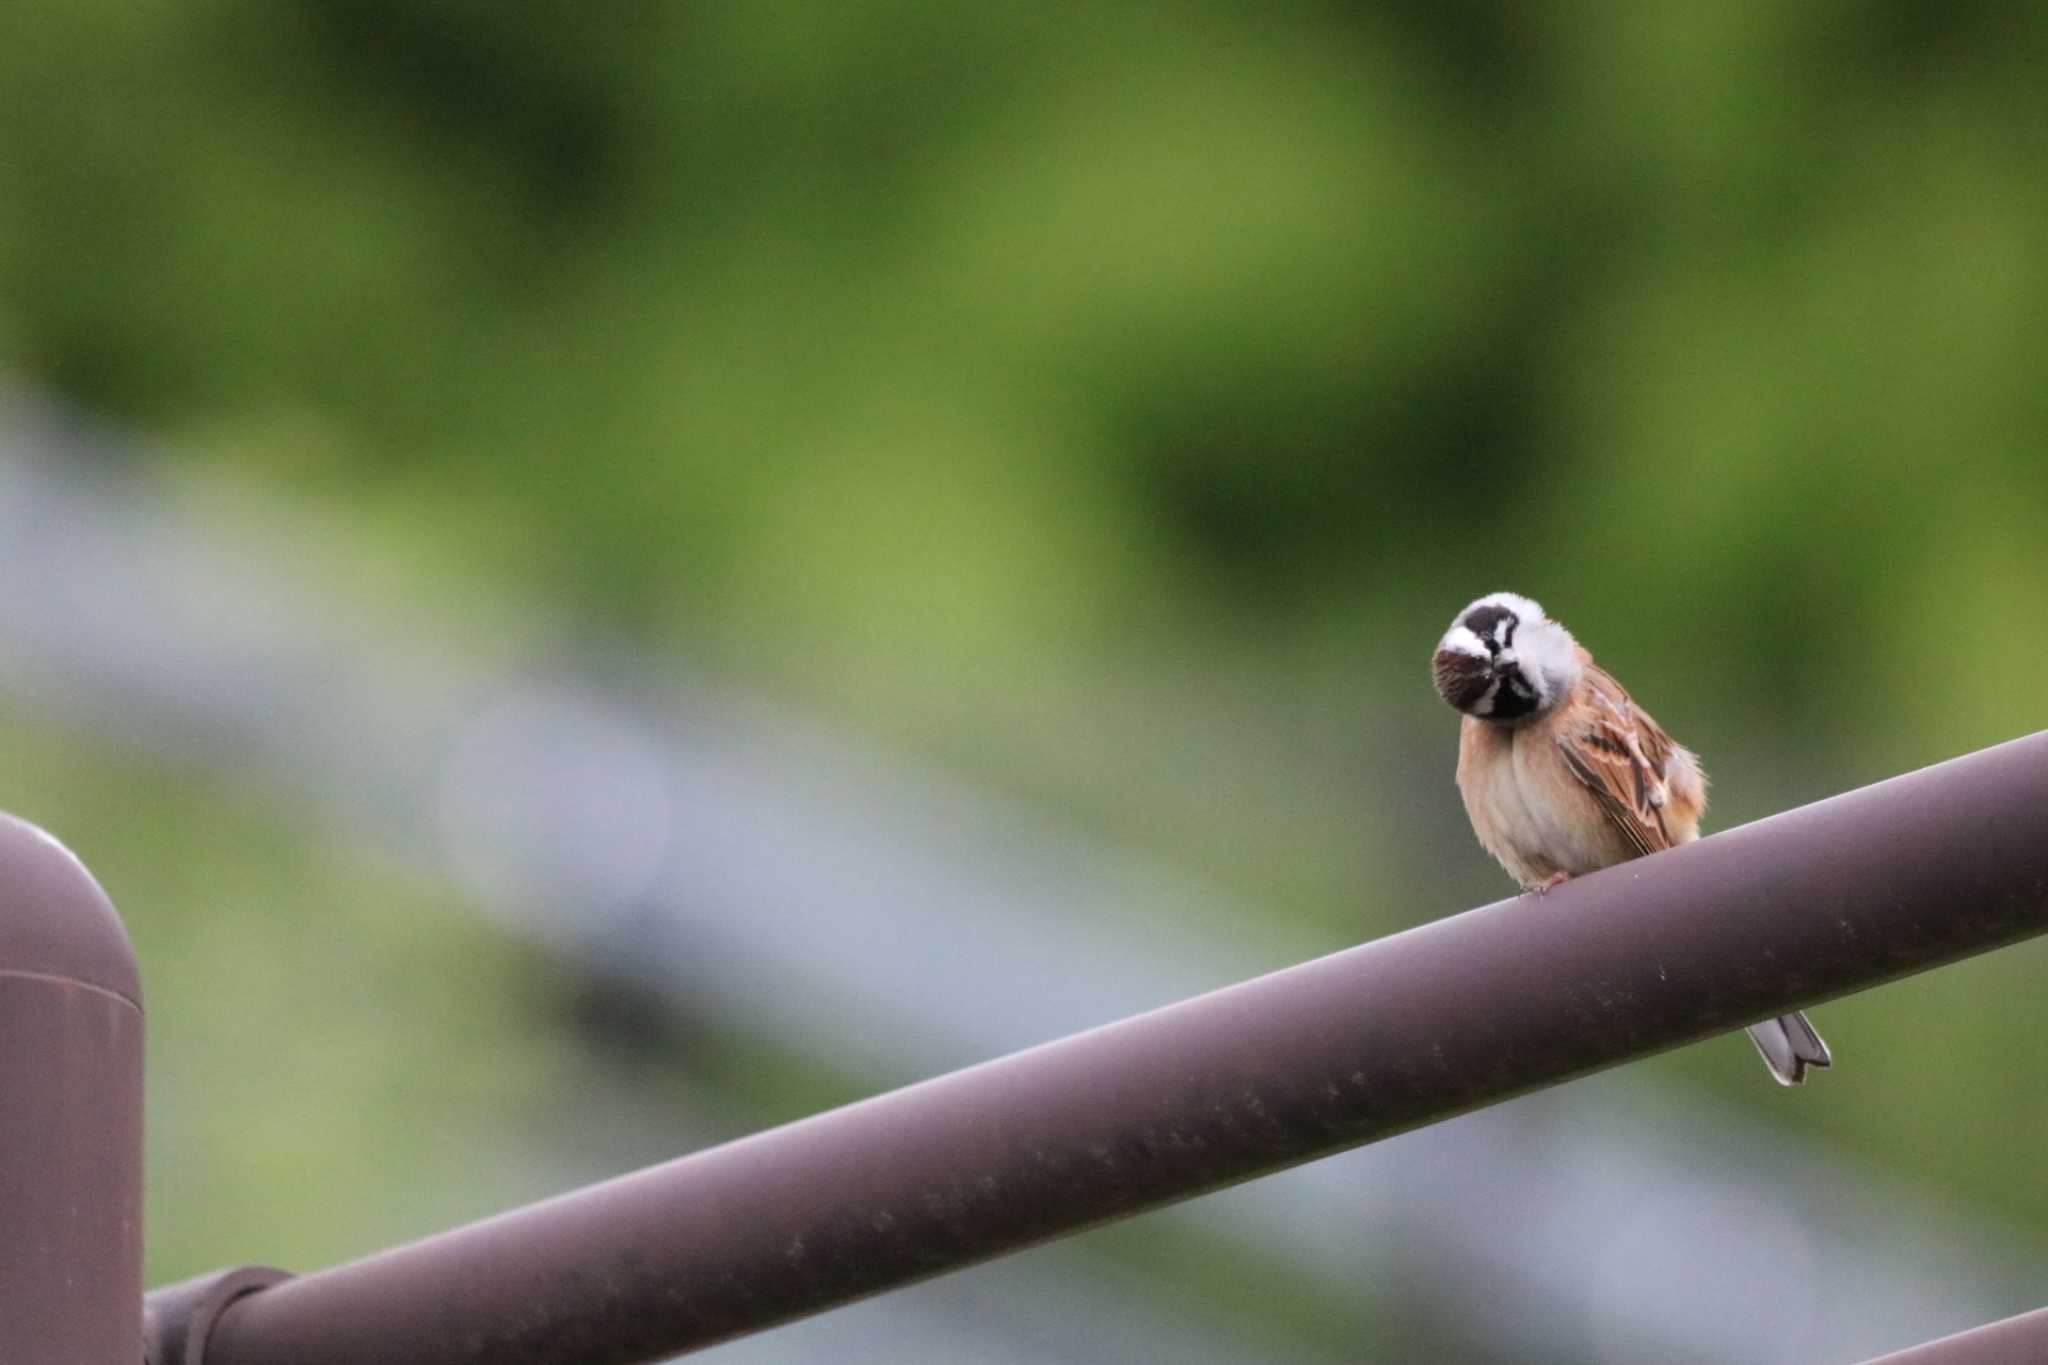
[1430,590,1831,1087]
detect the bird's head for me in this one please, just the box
[1432,591,1582,725]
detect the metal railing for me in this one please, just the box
[1859,1306,2048,1364]
[2,720,2041,1360]
[53,729,2033,1363]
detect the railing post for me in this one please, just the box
[0,815,143,1363]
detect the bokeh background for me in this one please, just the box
[5,4,2048,1362]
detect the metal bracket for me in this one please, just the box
[145,1266,293,1365]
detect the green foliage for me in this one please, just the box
[7,4,2045,763]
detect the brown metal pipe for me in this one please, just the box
[0,815,144,1364]
[1855,1306,2048,1363]
[201,731,2048,1365]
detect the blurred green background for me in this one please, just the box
[3,3,2047,1361]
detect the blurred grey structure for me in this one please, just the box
[1,387,2041,1364]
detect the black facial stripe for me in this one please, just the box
[1486,668,1539,720]
[1462,606,1512,651]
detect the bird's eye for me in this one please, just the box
[1462,606,1516,651]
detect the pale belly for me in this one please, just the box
[1460,729,1634,887]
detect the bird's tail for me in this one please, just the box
[1746,1011,1832,1086]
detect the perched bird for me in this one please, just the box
[1430,591,1831,1087]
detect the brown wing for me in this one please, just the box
[1553,664,1678,859]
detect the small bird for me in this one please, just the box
[1431,591,1831,1086]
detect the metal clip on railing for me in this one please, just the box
[145,1266,294,1365]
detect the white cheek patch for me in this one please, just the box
[1438,625,1489,659]
[1472,679,1501,715]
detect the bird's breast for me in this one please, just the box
[1458,720,1632,886]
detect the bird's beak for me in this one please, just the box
[1491,650,1518,675]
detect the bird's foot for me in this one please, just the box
[1532,871,1573,894]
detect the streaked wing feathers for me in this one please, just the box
[1554,665,1676,858]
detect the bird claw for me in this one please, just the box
[1533,872,1573,894]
